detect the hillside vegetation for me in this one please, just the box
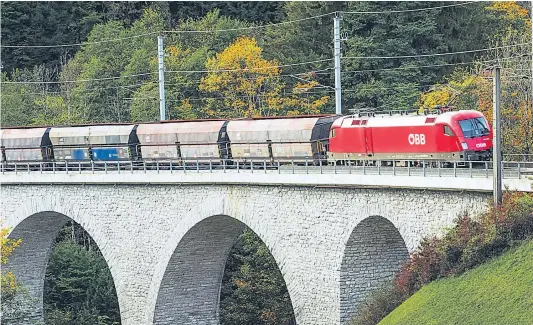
[352,192,533,325]
[379,239,533,325]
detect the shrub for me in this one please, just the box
[351,285,405,325]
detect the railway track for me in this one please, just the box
[2,159,532,179]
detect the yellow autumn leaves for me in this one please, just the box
[199,36,329,118]
[1,226,21,292]
[487,1,531,28]
[1,227,20,265]
[419,75,481,111]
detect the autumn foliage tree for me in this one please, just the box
[1,225,33,322]
[199,36,328,118]
[1,226,21,295]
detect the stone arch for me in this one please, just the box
[339,216,409,325]
[151,214,295,325]
[2,211,120,324]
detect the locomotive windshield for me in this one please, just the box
[458,117,489,138]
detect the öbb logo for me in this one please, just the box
[476,143,487,148]
[408,134,426,145]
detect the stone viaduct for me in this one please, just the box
[1,170,531,325]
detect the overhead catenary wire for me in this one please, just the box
[7,45,525,85]
[2,53,527,87]
[0,82,156,96]
[122,82,466,103]
[165,44,529,74]
[342,43,531,60]
[165,58,334,74]
[6,65,526,99]
[9,63,528,99]
[2,72,158,84]
[0,32,160,49]
[342,1,476,15]
[162,12,333,34]
[127,65,531,104]
[164,68,334,86]
[123,90,338,102]
[316,54,531,75]
[1,68,333,86]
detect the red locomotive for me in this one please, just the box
[327,109,492,164]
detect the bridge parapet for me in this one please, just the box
[1,167,531,192]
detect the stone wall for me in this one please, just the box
[0,184,490,325]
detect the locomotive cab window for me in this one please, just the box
[443,125,454,136]
[459,118,489,138]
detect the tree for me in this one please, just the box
[44,224,120,325]
[220,228,296,325]
[1,2,100,73]
[167,2,284,24]
[0,65,58,127]
[58,8,166,123]
[199,36,329,118]
[32,95,84,126]
[1,225,39,323]
[199,36,285,117]
[0,2,171,73]
[417,1,532,155]
[262,2,348,114]
[418,70,483,111]
[340,1,451,112]
[483,1,532,155]
[130,44,211,121]
[1,226,21,283]
[338,1,522,113]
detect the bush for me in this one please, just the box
[352,286,405,325]
[351,192,533,325]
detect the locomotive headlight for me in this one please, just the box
[461,142,468,150]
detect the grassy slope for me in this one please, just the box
[380,240,533,325]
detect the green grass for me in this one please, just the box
[379,240,533,325]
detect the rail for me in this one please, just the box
[2,159,533,179]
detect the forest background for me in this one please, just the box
[1,1,532,325]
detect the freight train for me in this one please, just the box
[0,109,493,167]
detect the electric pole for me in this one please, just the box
[493,64,502,207]
[158,35,166,121]
[530,0,533,111]
[334,12,342,115]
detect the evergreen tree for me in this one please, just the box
[44,225,120,325]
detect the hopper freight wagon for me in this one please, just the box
[0,127,53,162]
[48,125,140,161]
[226,115,338,163]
